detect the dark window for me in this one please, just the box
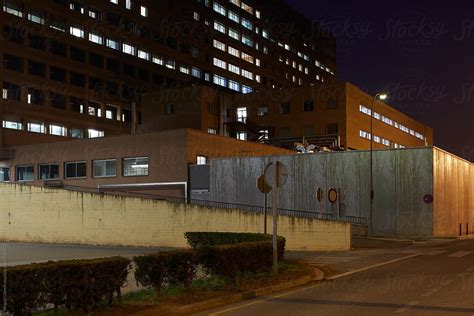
[165,104,174,114]
[258,106,268,116]
[327,123,339,134]
[0,168,10,182]
[106,13,120,26]
[89,52,104,68]
[3,26,24,44]
[28,34,47,50]
[3,82,21,101]
[122,109,132,122]
[16,165,34,181]
[280,127,291,138]
[65,161,86,179]
[70,46,86,62]
[303,125,314,136]
[28,60,46,77]
[3,54,23,72]
[70,72,86,87]
[303,100,314,112]
[106,58,120,73]
[49,17,66,32]
[280,102,290,114]
[39,164,60,180]
[106,81,118,95]
[122,63,135,77]
[50,92,67,110]
[27,88,44,105]
[89,77,104,92]
[152,73,163,85]
[49,66,67,82]
[138,68,150,81]
[49,40,67,56]
[327,97,338,109]
[70,97,85,113]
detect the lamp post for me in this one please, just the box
[369,93,387,237]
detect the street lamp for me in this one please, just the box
[369,92,387,236]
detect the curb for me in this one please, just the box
[168,265,325,315]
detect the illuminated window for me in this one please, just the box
[3,0,23,17]
[241,52,254,63]
[242,85,252,94]
[213,74,227,87]
[27,122,45,133]
[125,0,132,10]
[28,10,44,24]
[123,157,149,176]
[152,55,164,65]
[122,43,136,55]
[242,35,253,47]
[89,32,103,44]
[236,132,247,140]
[241,18,252,30]
[49,124,67,136]
[241,69,253,80]
[228,80,240,91]
[192,67,201,78]
[165,59,176,69]
[228,11,239,23]
[180,65,190,74]
[138,49,150,60]
[197,156,208,165]
[69,26,84,38]
[140,5,148,17]
[88,129,104,138]
[214,21,226,33]
[240,2,253,14]
[213,39,226,51]
[237,107,247,123]
[228,46,240,57]
[106,38,119,50]
[213,57,227,69]
[228,63,240,75]
[228,28,240,40]
[193,11,200,20]
[213,2,226,16]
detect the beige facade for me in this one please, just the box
[0,183,351,251]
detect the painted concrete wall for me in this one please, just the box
[207,147,436,237]
[0,184,351,251]
[433,148,474,236]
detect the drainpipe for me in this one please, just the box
[131,101,137,134]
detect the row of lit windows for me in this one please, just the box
[208,0,326,71]
[2,1,252,93]
[213,39,260,66]
[359,130,406,149]
[11,157,148,182]
[2,120,104,139]
[359,105,425,141]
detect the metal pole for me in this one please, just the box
[369,94,378,237]
[264,192,267,235]
[272,162,279,275]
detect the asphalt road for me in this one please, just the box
[0,242,169,266]
[199,240,474,315]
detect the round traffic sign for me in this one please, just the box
[264,161,288,188]
[257,175,272,194]
[328,188,338,204]
[316,187,323,202]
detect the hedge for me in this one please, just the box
[185,232,279,249]
[0,256,130,316]
[197,239,286,277]
[134,251,196,293]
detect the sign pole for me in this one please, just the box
[272,162,279,275]
[264,192,268,235]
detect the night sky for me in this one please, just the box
[285,0,474,161]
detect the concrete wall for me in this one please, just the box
[207,147,436,237]
[433,148,474,236]
[0,184,351,251]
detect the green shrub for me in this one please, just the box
[0,256,130,315]
[134,251,196,294]
[185,232,285,260]
[185,232,276,249]
[197,238,286,277]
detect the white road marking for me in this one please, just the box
[396,301,419,313]
[422,250,447,256]
[448,251,473,258]
[325,253,421,280]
